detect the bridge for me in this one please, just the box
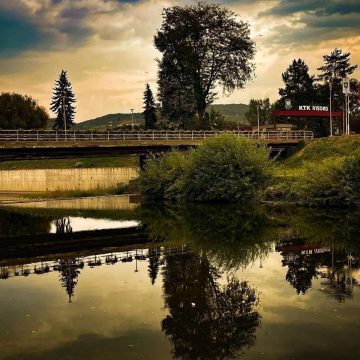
[0,130,313,161]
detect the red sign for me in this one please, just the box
[272,110,342,117]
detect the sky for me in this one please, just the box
[0,0,359,122]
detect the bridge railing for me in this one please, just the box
[0,130,314,142]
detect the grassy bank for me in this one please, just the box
[0,156,139,170]
[276,135,360,177]
[271,135,360,207]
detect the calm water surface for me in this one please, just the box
[1,198,360,359]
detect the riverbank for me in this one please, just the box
[270,135,360,206]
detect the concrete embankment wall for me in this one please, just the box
[0,167,138,192]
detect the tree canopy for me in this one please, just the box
[0,92,49,130]
[245,98,272,126]
[155,2,255,126]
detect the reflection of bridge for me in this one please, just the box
[0,130,313,161]
[0,245,191,279]
[0,226,150,260]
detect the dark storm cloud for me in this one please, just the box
[261,0,360,46]
[0,2,109,57]
[262,0,360,17]
[0,10,45,56]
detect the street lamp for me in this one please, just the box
[327,66,335,137]
[130,108,134,131]
[256,103,261,134]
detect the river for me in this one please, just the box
[1,197,360,359]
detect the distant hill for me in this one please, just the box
[48,103,249,130]
[208,104,249,124]
[75,113,144,130]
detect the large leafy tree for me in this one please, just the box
[51,70,76,130]
[157,58,197,129]
[0,93,49,129]
[154,2,255,124]
[143,84,158,129]
[245,98,272,126]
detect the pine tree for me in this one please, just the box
[51,70,76,130]
[316,48,359,129]
[143,84,158,129]
[317,48,357,81]
[278,59,316,108]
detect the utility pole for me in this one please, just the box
[256,104,260,133]
[343,77,351,135]
[130,109,134,131]
[61,91,67,140]
[329,79,333,137]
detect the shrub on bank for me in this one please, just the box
[138,151,187,200]
[293,159,347,207]
[139,135,273,202]
[181,135,272,202]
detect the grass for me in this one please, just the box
[267,135,360,206]
[20,184,130,200]
[275,135,360,178]
[0,156,139,170]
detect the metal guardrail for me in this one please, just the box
[0,130,314,142]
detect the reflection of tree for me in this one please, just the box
[281,252,318,295]
[162,252,260,360]
[55,217,72,234]
[138,203,276,272]
[57,258,83,302]
[148,248,161,285]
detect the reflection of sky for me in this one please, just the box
[50,217,139,233]
[1,251,360,359]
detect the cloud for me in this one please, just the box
[260,0,360,46]
[0,9,45,56]
[0,0,359,122]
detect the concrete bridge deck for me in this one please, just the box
[0,130,313,161]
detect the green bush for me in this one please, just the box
[343,155,360,203]
[139,135,273,203]
[293,158,348,207]
[138,152,188,200]
[293,154,360,207]
[181,135,272,202]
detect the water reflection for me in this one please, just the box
[2,200,360,359]
[162,252,260,359]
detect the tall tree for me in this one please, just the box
[277,59,321,133]
[245,98,272,126]
[0,93,49,129]
[278,59,316,108]
[51,70,76,130]
[154,2,255,123]
[317,48,359,133]
[143,84,158,129]
[317,48,357,81]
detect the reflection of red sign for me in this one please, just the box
[276,244,330,253]
[272,110,342,117]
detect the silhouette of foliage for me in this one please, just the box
[51,70,76,129]
[0,92,49,129]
